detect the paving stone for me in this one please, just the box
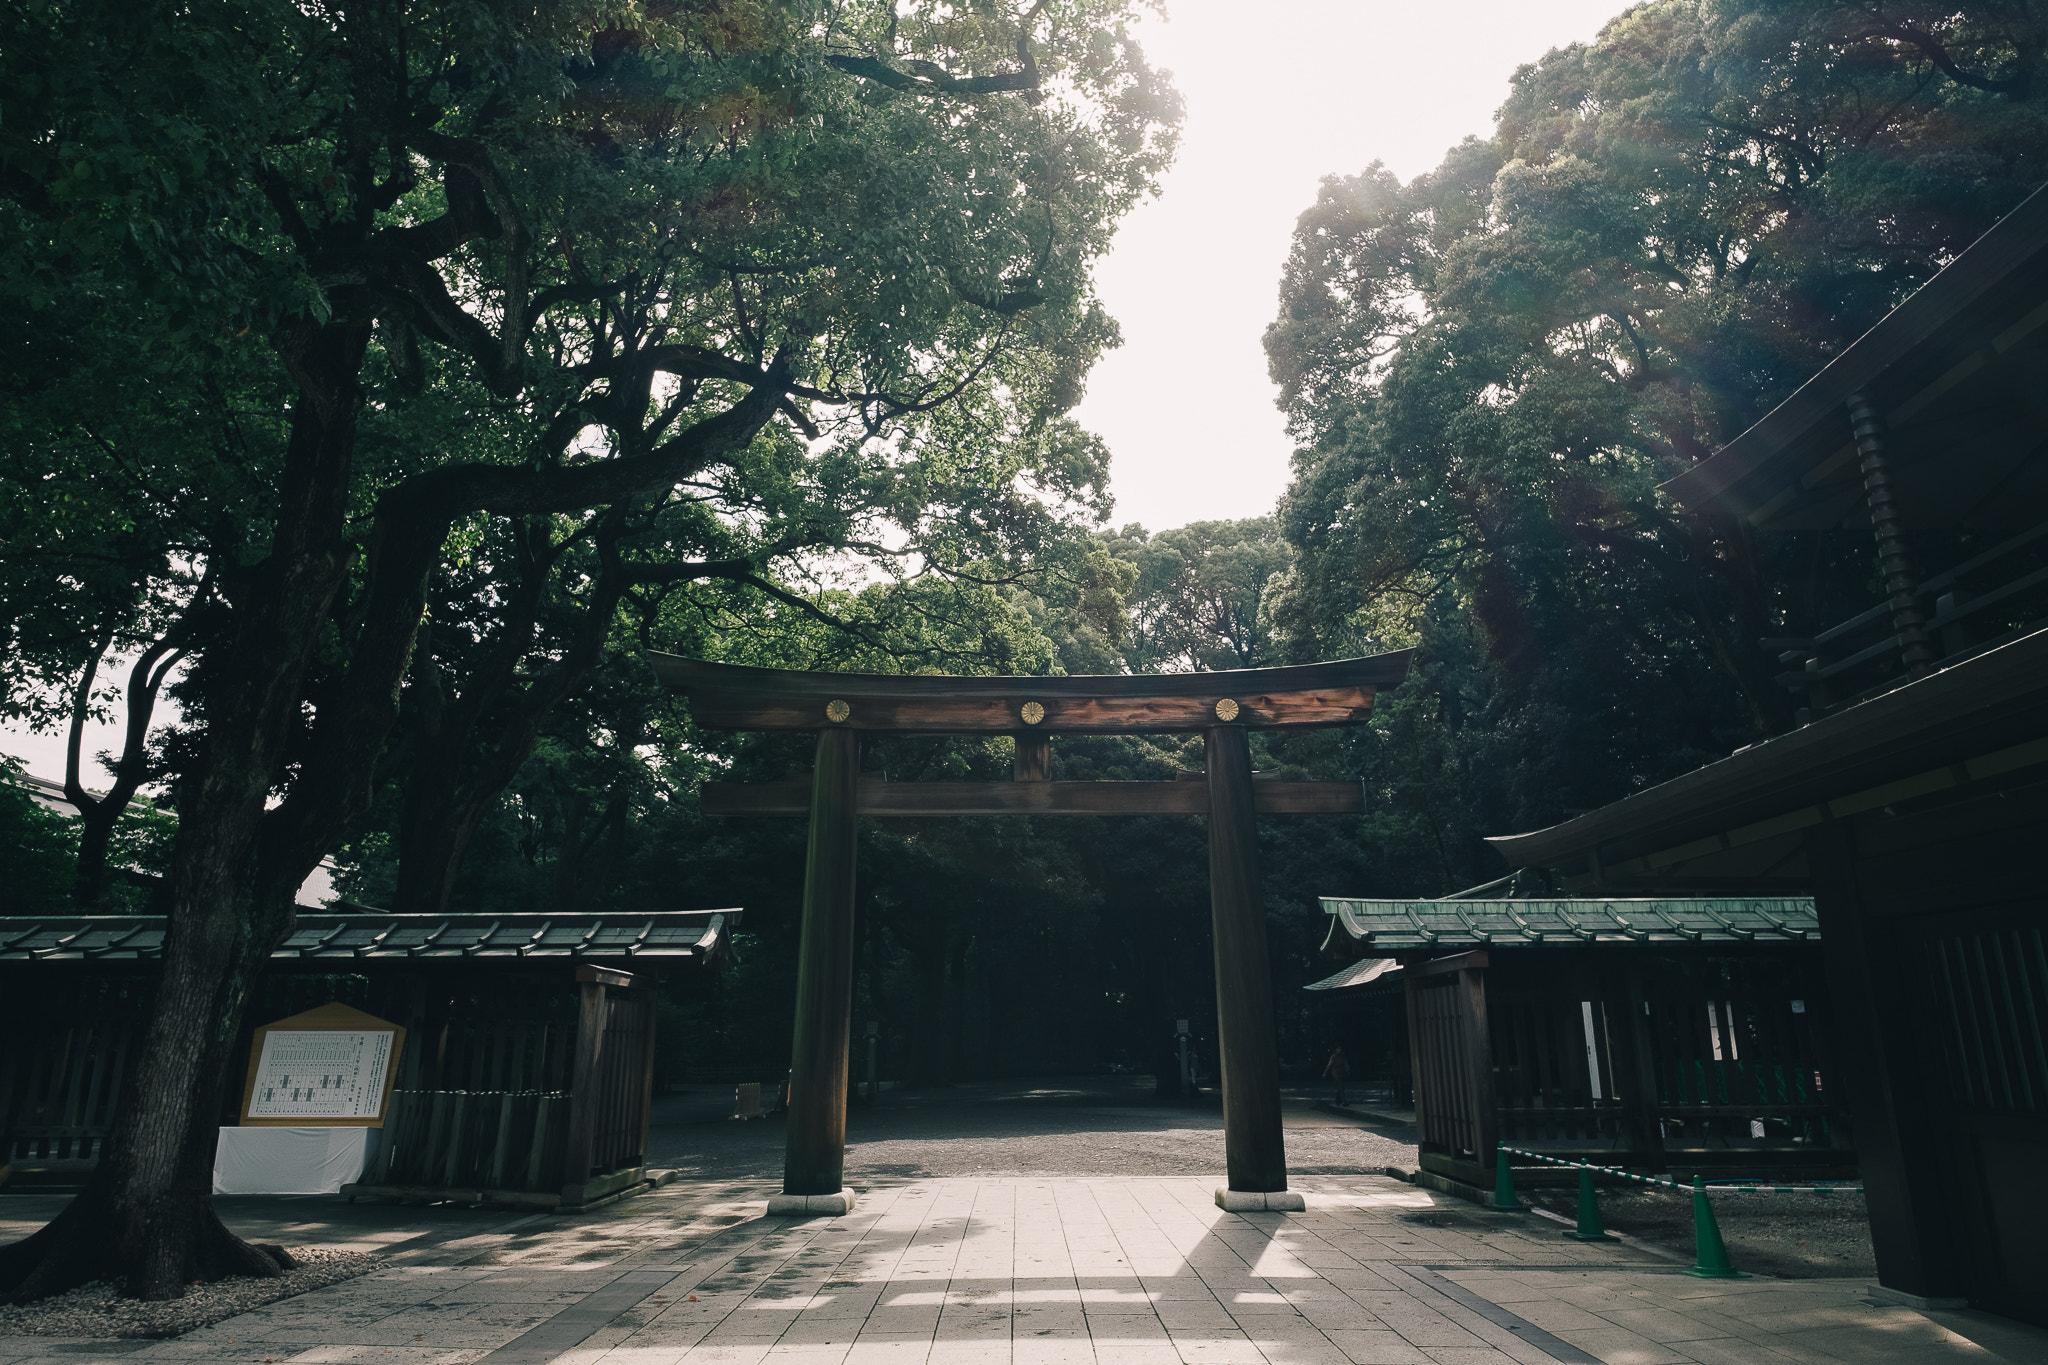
[1320,1328,1431,1364]
[15,1173,2039,1365]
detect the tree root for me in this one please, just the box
[0,1185,292,1304]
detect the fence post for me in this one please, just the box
[489,1092,515,1190]
[565,965,632,1202]
[1620,967,1666,1165]
[634,980,660,1169]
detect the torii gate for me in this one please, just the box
[652,651,1412,1213]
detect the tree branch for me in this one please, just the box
[825,0,1046,98]
[826,52,1038,96]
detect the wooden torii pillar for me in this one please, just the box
[651,652,1413,1214]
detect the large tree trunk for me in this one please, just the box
[2,214,783,1304]
[0,894,297,1300]
[0,319,367,1304]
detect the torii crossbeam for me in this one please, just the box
[652,650,1413,1213]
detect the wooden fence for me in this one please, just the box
[0,1018,134,1174]
[1,966,655,1205]
[360,1089,570,1194]
[1408,946,1845,1183]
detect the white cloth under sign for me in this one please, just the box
[212,1126,378,1195]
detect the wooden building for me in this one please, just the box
[1489,184,2048,1321]
[1318,893,1841,1194]
[0,909,736,1208]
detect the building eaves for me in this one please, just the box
[1320,897,1817,951]
[1659,183,2048,529]
[1483,624,2048,876]
[0,909,742,967]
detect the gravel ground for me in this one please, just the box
[647,1078,1420,1181]
[0,1247,374,1339]
[1521,1183,1877,1278]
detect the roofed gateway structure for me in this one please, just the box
[1314,890,1841,1194]
[654,650,1413,1213]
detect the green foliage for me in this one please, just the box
[0,0,1183,923]
[0,758,76,914]
[1262,0,2048,879]
[0,0,1196,1299]
[1109,519,1291,672]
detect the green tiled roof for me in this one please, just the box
[0,910,738,965]
[1320,897,1817,949]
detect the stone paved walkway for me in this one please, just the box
[3,1176,2042,1365]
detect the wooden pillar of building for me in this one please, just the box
[1459,961,1496,1169]
[635,969,661,1168]
[782,726,862,1198]
[1807,821,1964,1300]
[1205,724,1291,1200]
[1618,966,1666,1167]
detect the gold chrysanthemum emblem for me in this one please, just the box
[1214,698,1240,722]
[825,699,851,723]
[1020,701,1046,725]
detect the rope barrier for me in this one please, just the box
[1489,1145,1861,1280]
[1496,1146,1862,1195]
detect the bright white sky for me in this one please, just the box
[5,0,1624,782]
[1073,0,1626,533]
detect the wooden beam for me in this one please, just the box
[649,651,1412,733]
[1014,733,1050,782]
[685,687,1374,733]
[701,779,1368,817]
[1409,949,1490,979]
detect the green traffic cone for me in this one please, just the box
[1490,1148,1521,1211]
[1684,1175,1749,1278]
[1563,1166,1617,1241]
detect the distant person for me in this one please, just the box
[1323,1046,1350,1105]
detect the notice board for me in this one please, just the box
[238,1001,407,1127]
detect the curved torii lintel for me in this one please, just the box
[646,649,1414,733]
